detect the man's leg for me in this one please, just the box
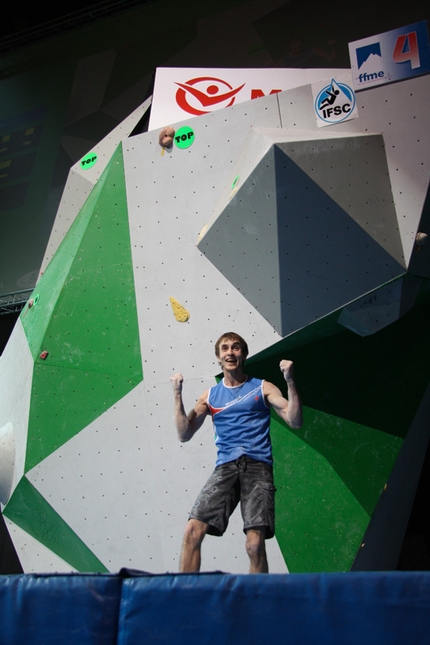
[240,458,275,573]
[245,528,268,573]
[180,518,209,572]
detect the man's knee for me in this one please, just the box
[183,519,208,547]
[245,529,266,559]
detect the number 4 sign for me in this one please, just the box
[392,31,421,69]
[348,20,430,91]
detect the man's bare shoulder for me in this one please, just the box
[263,380,282,396]
[197,389,209,403]
[194,389,210,412]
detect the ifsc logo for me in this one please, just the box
[315,79,356,125]
[175,76,245,116]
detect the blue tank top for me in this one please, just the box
[207,377,272,466]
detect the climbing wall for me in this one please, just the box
[0,71,429,573]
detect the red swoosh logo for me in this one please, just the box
[174,81,245,107]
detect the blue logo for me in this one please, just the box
[356,43,382,68]
[315,80,356,124]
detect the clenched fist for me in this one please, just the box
[279,360,294,380]
[170,373,184,394]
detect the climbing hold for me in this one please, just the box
[23,298,34,317]
[415,232,428,251]
[229,175,240,200]
[197,224,208,243]
[169,297,190,322]
[159,126,176,148]
[39,351,49,360]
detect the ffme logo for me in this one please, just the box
[356,42,385,84]
[349,21,430,90]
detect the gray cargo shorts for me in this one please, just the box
[189,455,276,538]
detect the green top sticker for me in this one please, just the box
[174,126,195,149]
[80,152,98,169]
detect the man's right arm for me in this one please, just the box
[170,373,209,442]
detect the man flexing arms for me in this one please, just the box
[171,332,302,573]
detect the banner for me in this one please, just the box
[348,20,430,91]
[148,67,346,130]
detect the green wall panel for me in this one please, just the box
[246,294,430,572]
[287,408,403,516]
[271,409,402,572]
[21,143,143,472]
[21,178,103,358]
[3,477,108,573]
[26,364,136,471]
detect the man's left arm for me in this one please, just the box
[264,360,303,429]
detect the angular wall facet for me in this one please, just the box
[198,130,405,336]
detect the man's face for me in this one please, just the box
[218,338,245,372]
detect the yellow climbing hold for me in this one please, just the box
[169,297,190,322]
[197,223,208,242]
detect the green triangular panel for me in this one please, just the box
[271,409,402,573]
[27,364,136,464]
[245,295,430,572]
[22,143,143,472]
[21,163,110,358]
[3,476,108,572]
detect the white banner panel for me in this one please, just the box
[148,67,347,131]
